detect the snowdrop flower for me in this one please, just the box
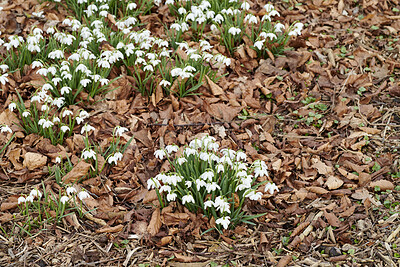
[81,124,95,134]
[204,200,214,209]
[167,192,177,201]
[32,61,43,69]
[159,80,171,87]
[22,111,31,118]
[154,149,166,160]
[268,10,280,17]
[115,126,128,136]
[53,97,65,108]
[114,152,123,161]
[274,23,285,33]
[265,33,277,40]
[79,110,90,119]
[185,181,192,188]
[217,164,224,173]
[127,3,137,10]
[165,145,179,154]
[241,2,250,10]
[0,64,8,72]
[61,126,70,133]
[265,182,279,194]
[82,149,96,160]
[254,40,265,50]
[219,155,233,166]
[61,86,72,95]
[78,190,90,200]
[0,125,12,133]
[200,171,214,181]
[182,194,195,205]
[228,27,241,36]
[62,110,73,117]
[18,196,26,204]
[214,196,230,213]
[216,216,230,229]
[178,7,186,14]
[55,156,61,163]
[26,195,34,203]
[184,148,197,157]
[206,182,220,193]
[53,117,60,123]
[189,139,202,149]
[8,103,16,112]
[80,78,91,87]
[159,185,172,193]
[236,151,247,161]
[264,4,275,12]
[42,120,54,128]
[48,50,64,59]
[60,196,70,204]
[176,157,187,165]
[245,190,262,200]
[30,189,42,199]
[244,14,257,24]
[66,187,77,195]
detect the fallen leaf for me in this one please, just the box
[147,208,162,236]
[326,176,344,190]
[369,180,394,191]
[96,224,124,233]
[23,152,47,171]
[205,75,224,96]
[62,161,92,183]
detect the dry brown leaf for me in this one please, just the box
[162,212,190,226]
[147,208,162,236]
[62,161,92,183]
[96,224,124,233]
[173,253,199,263]
[205,75,224,96]
[307,186,329,195]
[369,180,394,191]
[326,176,344,190]
[324,210,341,227]
[23,152,47,170]
[157,236,173,246]
[272,159,282,171]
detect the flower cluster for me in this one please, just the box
[150,135,279,231]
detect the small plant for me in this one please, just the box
[0,124,15,156]
[149,135,279,232]
[15,184,89,236]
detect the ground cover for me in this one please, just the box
[0,0,399,266]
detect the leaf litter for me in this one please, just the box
[0,0,399,266]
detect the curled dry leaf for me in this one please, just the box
[369,180,394,191]
[23,152,47,171]
[147,208,162,236]
[326,176,344,190]
[62,160,92,183]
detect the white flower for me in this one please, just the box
[60,126,70,133]
[200,171,214,181]
[114,152,123,161]
[185,181,192,188]
[236,151,247,161]
[176,157,187,165]
[61,86,72,95]
[25,195,34,203]
[53,117,60,124]
[206,182,220,193]
[82,149,96,160]
[159,185,172,193]
[265,182,279,194]
[79,110,90,119]
[154,149,166,160]
[62,110,73,117]
[254,40,265,50]
[241,2,250,10]
[228,27,241,36]
[115,126,128,136]
[66,187,77,195]
[81,124,95,134]
[55,156,61,163]
[31,61,43,69]
[182,194,195,205]
[245,190,262,200]
[167,192,177,202]
[108,155,117,165]
[0,125,12,133]
[184,148,197,157]
[204,200,214,209]
[78,190,90,200]
[217,164,224,173]
[165,145,178,154]
[147,178,161,190]
[0,64,9,72]
[214,196,230,213]
[60,196,70,204]
[8,103,16,112]
[159,79,171,87]
[18,196,26,204]
[30,189,42,199]
[216,216,230,229]
[274,23,285,33]
[196,179,207,190]
[42,120,54,129]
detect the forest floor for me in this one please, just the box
[0,0,399,266]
